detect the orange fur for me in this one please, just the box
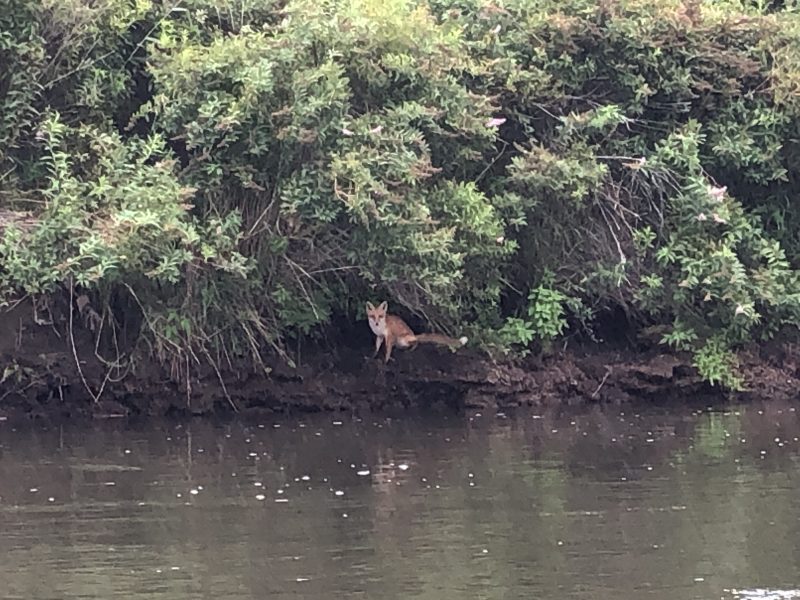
[366,301,467,363]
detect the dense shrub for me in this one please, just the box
[2,0,800,387]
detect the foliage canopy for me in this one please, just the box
[2,0,800,387]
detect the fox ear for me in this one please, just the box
[366,301,375,312]
[378,301,388,312]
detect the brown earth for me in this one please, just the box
[0,301,798,422]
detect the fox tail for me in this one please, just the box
[413,333,468,348]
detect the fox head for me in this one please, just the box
[366,301,388,330]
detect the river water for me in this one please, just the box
[1,402,800,600]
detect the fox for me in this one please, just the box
[365,301,468,363]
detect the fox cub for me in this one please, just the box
[365,301,467,363]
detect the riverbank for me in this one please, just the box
[0,302,797,421]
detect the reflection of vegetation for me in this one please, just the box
[693,412,741,461]
[3,408,800,598]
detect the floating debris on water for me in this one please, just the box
[729,589,800,599]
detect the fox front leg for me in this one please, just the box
[384,337,394,363]
[373,335,384,358]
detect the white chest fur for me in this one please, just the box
[369,318,387,338]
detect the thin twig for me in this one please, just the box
[123,1,185,66]
[284,256,321,320]
[201,346,239,413]
[185,353,191,409]
[68,278,104,403]
[591,366,613,399]
[475,139,509,184]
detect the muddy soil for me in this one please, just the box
[0,302,797,421]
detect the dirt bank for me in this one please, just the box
[0,301,797,421]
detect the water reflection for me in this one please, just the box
[1,401,800,599]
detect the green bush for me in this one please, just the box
[2,0,800,388]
